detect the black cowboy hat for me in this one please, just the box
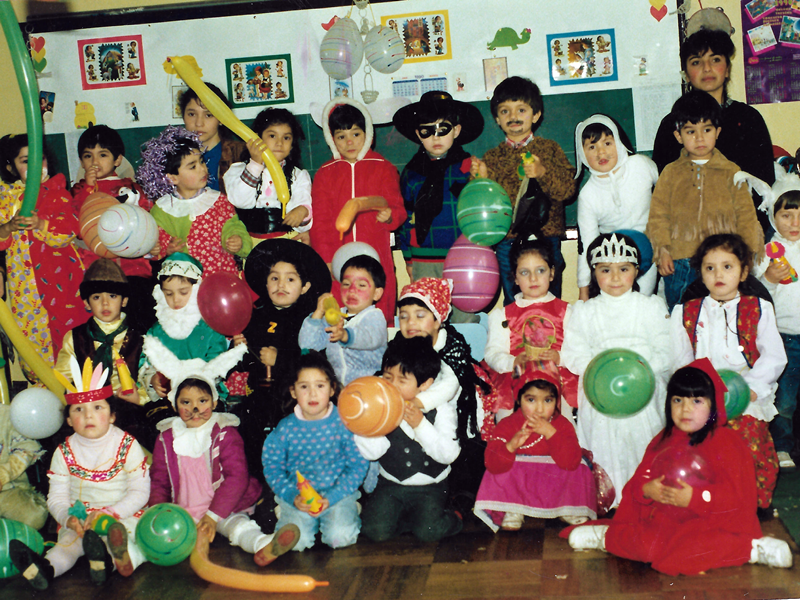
[392,91,484,146]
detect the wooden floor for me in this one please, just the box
[1,513,799,599]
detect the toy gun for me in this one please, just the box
[517,151,536,180]
[323,296,344,326]
[296,471,323,514]
[113,348,136,395]
[765,241,798,285]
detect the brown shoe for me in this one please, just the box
[254,524,300,567]
[107,522,134,577]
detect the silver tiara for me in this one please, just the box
[590,234,639,267]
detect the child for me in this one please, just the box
[142,336,299,566]
[568,359,793,574]
[309,97,406,324]
[561,233,670,502]
[9,360,150,589]
[646,91,763,311]
[474,369,595,532]
[392,92,483,290]
[574,114,658,299]
[137,126,251,276]
[470,76,577,301]
[299,253,387,385]
[223,108,312,243]
[672,233,786,511]
[262,351,368,552]
[180,82,245,193]
[355,336,462,542]
[0,134,87,380]
[484,236,578,422]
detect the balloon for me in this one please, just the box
[718,369,750,420]
[79,192,119,258]
[135,503,196,566]
[97,204,158,258]
[319,17,364,80]
[166,56,289,215]
[364,25,405,74]
[651,446,715,489]
[10,388,64,439]
[456,178,512,246]
[443,235,500,313]
[338,376,404,437]
[615,229,653,276]
[0,518,45,578]
[331,242,380,282]
[583,349,656,417]
[197,272,253,336]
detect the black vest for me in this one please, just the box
[72,321,142,380]
[380,409,448,482]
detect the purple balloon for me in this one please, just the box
[443,235,500,313]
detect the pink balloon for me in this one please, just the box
[650,446,715,489]
[443,235,500,313]
[197,272,253,336]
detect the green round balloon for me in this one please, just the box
[583,349,656,417]
[717,369,750,420]
[135,503,196,566]
[0,518,45,578]
[456,178,512,246]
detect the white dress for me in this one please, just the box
[561,290,670,503]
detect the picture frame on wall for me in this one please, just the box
[547,29,618,87]
[78,34,146,91]
[225,54,293,108]
[381,10,452,63]
[483,57,508,93]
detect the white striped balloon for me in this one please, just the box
[97,203,158,258]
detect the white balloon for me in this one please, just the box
[320,17,364,80]
[10,388,64,439]
[97,204,158,258]
[331,242,380,282]
[364,25,405,74]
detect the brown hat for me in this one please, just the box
[80,258,129,300]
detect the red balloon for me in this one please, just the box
[197,272,253,336]
[650,446,715,489]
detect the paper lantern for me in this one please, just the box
[97,203,158,258]
[79,192,119,258]
[456,178,512,246]
[443,235,500,313]
[10,387,63,439]
[136,504,196,566]
[0,519,45,578]
[338,376,404,437]
[320,17,363,80]
[364,25,405,74]
[583,348,655,417]
[718,369,750,420]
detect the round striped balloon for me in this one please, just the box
[98,203,158,258]
[364,25,404,74]
[320,17,364,80]
[0,518,45,578]
[456,178,512,246]
[78,192,119,258]
[443,235,500,313]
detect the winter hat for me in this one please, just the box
[158,252,203,281]
[512,366,562,405]
[681,357,729,425]
[392,91,484,145]
[79,258,129,300]
[573,114,631,180]
[59,356,112,405]
[399,277,453,323]
[320,96,374,162]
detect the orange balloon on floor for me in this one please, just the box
[338,376,404,437]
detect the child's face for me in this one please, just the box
[183,98,221,148]
[167,150,209,197]
[398,303,440,342]
[175,385,217,428]
[80,144,123,181]
[684,50,730,98]
[774,206,800,242]
[670,395,711,434]
[519,386,556,421]
[341,267,383,314]
[515,252,553,300]
[415,119,461,158]
[67,399,114,439]
[333,125,366,163]
[260,123,294,163]
[267,261,310,309]
[594,262,638,297]
[582,133,618,174]
[291,367,334,421]
[8,146,48,182]
[382,364,432,403]
[161,276,194,310]
[84,292,127,323]
[494,100,541,142]
[700,247,747,302]
[673,119,720,161]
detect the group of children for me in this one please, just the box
[0,55,797,586]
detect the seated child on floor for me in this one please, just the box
[262,351,368,552]
[355,336,463,543]
[474,368,595,532]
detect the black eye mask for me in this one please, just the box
[416,122,453,139]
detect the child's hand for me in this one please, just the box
[375,207,392,224]
[165,237,186,256]
[403,400,424,428]
[225,235,243,254]
[526,414,556,439]
[66,515,86,537]
[294,231,311,245]
[313,292,333,320]
[750,389,758,402]
[642,476,667,502]
[259,346,277,368]
[283,206,309,228]
[118,388,140,405]
[246,138,268,164]
[506,422,534,453]
[231,333,247,347]
[660,480,693,508]
[294,494,330,516]
[85,165,98,188]
[764,260,791,284]
[150,373,168,397]
[149,239,161,257]
[522,154,546,179]
[657,248,674,276]
[470,157,488,178]
[327,320,348,344]
[197,514,217,542]
[14,212,42,232]
[537,349,560,364]
[512,353,529,373]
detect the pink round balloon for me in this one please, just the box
[650,446,715,489]
[443,235,500,313]
[197,272,253,336]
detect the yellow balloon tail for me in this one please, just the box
[53,370,77,394]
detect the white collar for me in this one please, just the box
[293,403,334,421]
[514,292,556,306]
[155,188,219,219]
[170,413,218,458]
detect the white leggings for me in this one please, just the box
[215,511,272,554]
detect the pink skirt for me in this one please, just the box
[473,455,597,532]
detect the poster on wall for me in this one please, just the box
[78,34,145,90]
[741,0,800,104]
[546,29,618,87]
[381,10,452,63]
[225,54,293,108]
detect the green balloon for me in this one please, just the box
[717,369,750,420]
[456,178,512,246]
[135,503,196,566]
[583,349,656,417]
[0,518,45,578]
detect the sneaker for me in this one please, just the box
[253,523,301,567]
[560,515,590,526]
[751,536,793,568]
[107,522,134,577]
[501,512,524,531]
[8,539,54,591]
[568,525,608,551]
[83,529,112,585]
[777,451,796,469]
